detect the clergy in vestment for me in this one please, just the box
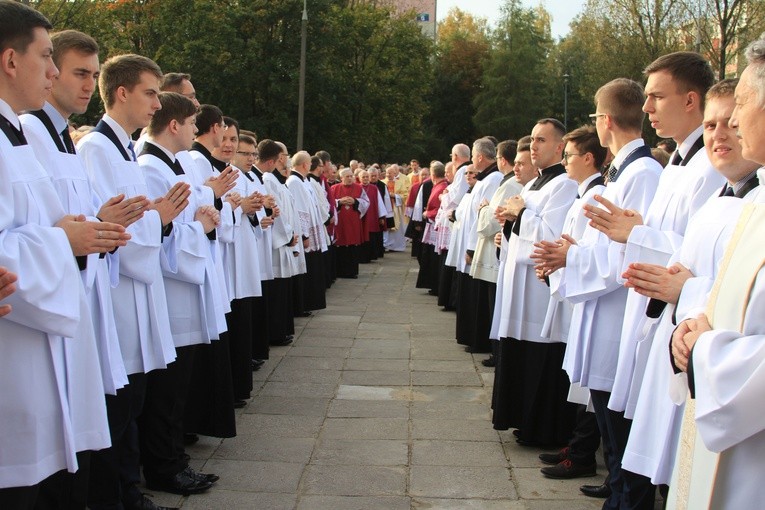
[78,54,187,509]
[330,168,370,278]
[0,10,126,508]
[383,164,409,252]
[137,92,221,495]
[491,119,578,445]
[358,169,387,263]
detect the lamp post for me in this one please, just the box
[297,0,307,150]
[563,73,570,131]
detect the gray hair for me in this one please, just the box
[430,160,445,178]
[452,143,470,159]
[473,138,496,160]
[745,33,765,107]
[339,167,353,178]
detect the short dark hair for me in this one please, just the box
[257,139,282,162]
[223,116,239,136]
[0,1,52,54]
[563,125,608,169]
[195,104,223,135]
[310,155,321,172]
[594,78,646,132]
[99,54,162,108]
[517,135,532,153]
[497,140,518,164]
[644,52,715,108]
[147,92,196,136]
[240,129,257,142]
[315,150,331,164]
[51,30,98,68]
[239,134,256,147]
[160,72,191,92]
[536,118,566,138]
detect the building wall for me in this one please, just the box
[385,0,436,38]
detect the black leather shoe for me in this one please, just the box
[580,482,611,498]
[183,433,199,446]
[145,470,213,495]
[540,459,596,479]
[271,336,293,347]
[481,356,496,367]
[233,399,247,409]
[125,494,178,510]
[538,446,569,465]
[297,311,312,317]
[184,466,219,484]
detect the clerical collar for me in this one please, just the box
[43,102,68,135]
[273,169,287,184]
[475,162,498,181]
[102,114,132,151]
[191,141,212,159]
[577,172,602,198]
[307,173,320,182]
[0,98,21,131]
[290,170,305,181]
[757,167,765,188]
[457,161,470,170]
[499,171,515,185]
[234,164,254,181]
[611,138,645,171]
[674,125,704,163]
[251,166,264,183]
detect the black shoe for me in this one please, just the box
[251,359,265,368]
[512,429,522,438]
[540,459,596,479]
[145,470,213,496]
[538,446,569,465]
[184,466,219,484]
[580,482,611,499]
[297,311,312,317]
[481,356,496,367]
[427,290,438,296]
[271,336,293,347]
[233,399,247,409]
[183,433,199,446]
[441,306,455,312]
[125,494,178,510]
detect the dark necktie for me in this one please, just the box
[127,141,137,162]
[722,185,735,197]
[172,159,185,176]
[670,151,682,166]
[61,127,76,154]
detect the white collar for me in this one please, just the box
[611,138,645,170]
[145,139,177,163]
[0,98,21,130]
[674,125,704,163]
[102,114,132,150]
[577,172,601,197]
[42,102,69,134]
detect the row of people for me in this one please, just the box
[412,45,765,509]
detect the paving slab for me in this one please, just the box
[171,252,608,509]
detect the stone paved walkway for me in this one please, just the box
[148,251,604,509]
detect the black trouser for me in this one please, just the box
[139,345,196,482]
[34,451,91,510]
[88,372,147,510]
[567,405,600,466]
[590,389,655,510]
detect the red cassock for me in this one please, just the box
[363,184,383,241]
[406,180,423,209]
[330,182,365,246]
[425,180,449,222]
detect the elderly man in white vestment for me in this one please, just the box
[0,6,127,507]
[663,35,765,510]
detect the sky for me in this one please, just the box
[435,0,587,39]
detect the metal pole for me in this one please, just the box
[563,73,570,131]
[297,0,308,151]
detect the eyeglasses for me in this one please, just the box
[236,151,257,157]
[563,152,584,162]
[588,113,607,122]
[220,122,228,129]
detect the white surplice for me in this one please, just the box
[21,106,127,395]
[0,105,109,487]
[470,175,523,283]
[78,116,176,374]
[562,145,661,394]
[287,172,328,253]
[494,170,577,343]
[622,192,750,486]
[139,143,217,346]
[609,129,725,415]
[263,171,304,277]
